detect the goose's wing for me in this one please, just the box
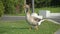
[31,13,43,19]
[31,16,45,25]
[34,18,41,22]
[31,15,42,22]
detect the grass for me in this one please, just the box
[5,7,60,16]
[35,7,60,13]
[5,13,26,16]
[0,20,60,34]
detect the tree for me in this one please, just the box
[4,0,24,14]
[4,0,16,14]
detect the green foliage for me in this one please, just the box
[18,0,24,13]
[35,0,52,8]
[51,0,60,7]
[35,0,60,8]
[0,0,60,15]
[4,0,16,14]
[4,0,24,14]
[0,1,4,17]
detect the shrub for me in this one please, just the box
[4,0,24,14]
[0,1,4,17]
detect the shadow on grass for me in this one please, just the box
[0,27,29,30]
[0,27,29,34]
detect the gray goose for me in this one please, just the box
[24,5,44,30]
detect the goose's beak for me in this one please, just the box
[23,5,25,9]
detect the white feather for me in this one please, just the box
[38,19,45,25]
[31,13,43,19]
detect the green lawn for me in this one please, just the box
[5,13,26,16]
[35,7,60,13]
[0,20,60,34]
[5,7,60,16]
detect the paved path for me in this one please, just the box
[0,16,25,21]
[0,16,60,23]
[54,29,60,34]
[47,16,60,23]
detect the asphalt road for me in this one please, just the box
[0,16,60,23]
[0,16,25,21]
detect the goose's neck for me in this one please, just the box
[26,8,30,17]
[26,11,30,17]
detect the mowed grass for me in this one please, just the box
[0,20,60,34]
[35,7,60,13]
[5,7,60,16]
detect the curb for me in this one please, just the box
[54,29,60,34]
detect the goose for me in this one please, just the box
[24,4,45,30]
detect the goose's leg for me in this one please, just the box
[35,26,38,30]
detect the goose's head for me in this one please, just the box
[24,5,30,13]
